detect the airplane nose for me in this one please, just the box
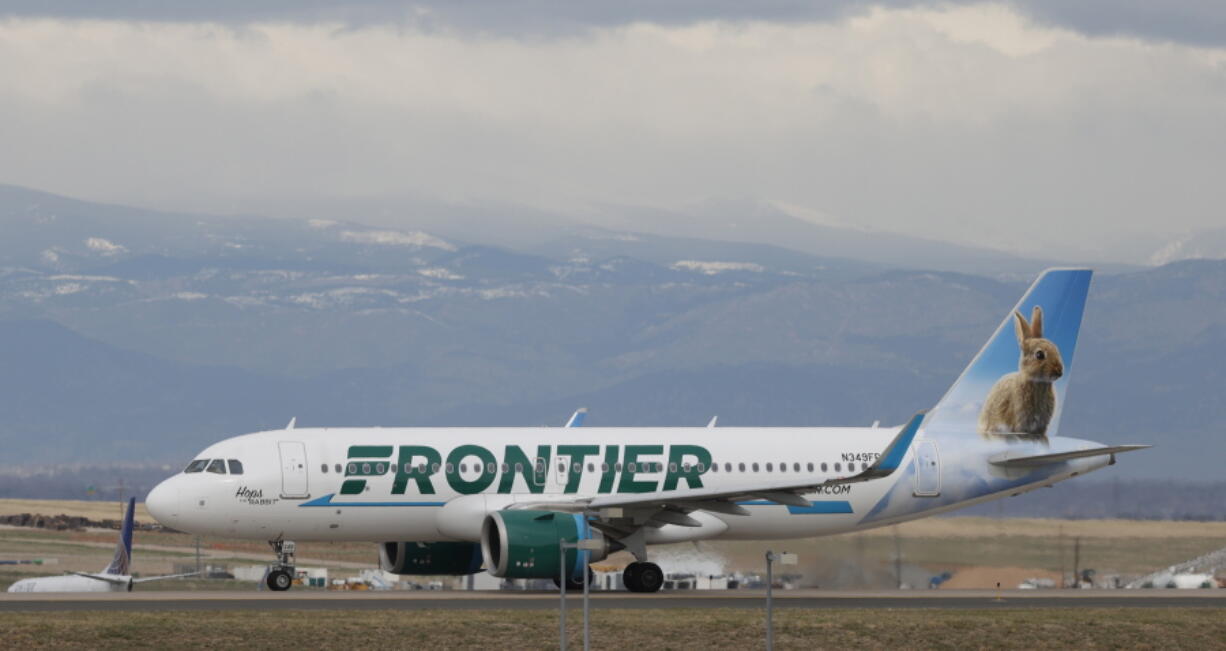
[145,479,180,528]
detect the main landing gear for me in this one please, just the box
[265,540,297,592]
[623,561,664,593]
[553,568,596,591]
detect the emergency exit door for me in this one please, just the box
[278,441,310,499]
[913,440,941,497]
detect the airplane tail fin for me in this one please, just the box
[103,497,136,575]
[926,268,1093,440]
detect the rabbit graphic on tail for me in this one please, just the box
[978,305,1065,441]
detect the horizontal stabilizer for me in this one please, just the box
[989,445,1150,468]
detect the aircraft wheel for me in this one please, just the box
[636,562,664,593]
[267,569,293,591]
[624,562,662,593]
[554,569,595,591]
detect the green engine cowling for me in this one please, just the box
[481,510,614,579]
[379,541,484,575]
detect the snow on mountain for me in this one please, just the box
[671,260,765,275]
[339,229,456,251]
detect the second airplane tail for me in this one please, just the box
[102,497,136,576]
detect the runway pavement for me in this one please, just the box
[3,589,1225,612]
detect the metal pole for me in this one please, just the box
[765,551,774,651]
[560,539,567,651]
[582,547,590,651]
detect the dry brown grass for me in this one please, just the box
[1,608,1224,649]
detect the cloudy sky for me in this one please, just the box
[1,1,1224,263]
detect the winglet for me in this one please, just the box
[565,408,588,428]
[103,497,135,575]
[858,411,925,480]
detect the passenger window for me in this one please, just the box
[348,463,357,474]
[834,462,842,472]
[228,460,244,475]
[362,463,372,474]
[432,463,440,473]
[320,464,328,473]
[515,463,524,473]
[738,463,745,472]
[615,463,623,472]
[710,463,717,473]
[206,459,226,474]
[487,463,496,473]
[334,464,341,473]
[375,463,385,474]
[779,463,786,473]
[766,463,773,472]
[752,463,760,472]
[587,463,595,472]
[806,462,813,472]
[794,463,801,472]
[460,464,468,473]
[184,459,209,473]
[627,462,637,473]
[821,462,828,472]
[725,463,732,472]
[600,463,609,472]
[446,463,455,473]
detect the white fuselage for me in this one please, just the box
[145,425,1108,545]
[6,574,129,593]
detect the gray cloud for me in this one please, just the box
[0,5,1224,264]
[4,1,1226,46]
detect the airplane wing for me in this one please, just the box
[513,411,926,524]
[132,571,200,584]
[988,445,1150,468]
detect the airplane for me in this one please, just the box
[145,268,1147,592]
[7,497,197,592]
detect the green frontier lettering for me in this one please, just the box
[445,445,497,495]
[663,444,711,490]
[497,445,551,494]
[392,445,442,495]
[344,443,713,496]
[618,445,663,493]
[342,446,393,495]
[557,444,599,494]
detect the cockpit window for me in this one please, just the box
[184,459,209,473]
[228,459,244,475]
[206,459,227,474]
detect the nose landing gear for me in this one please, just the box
[265,540,297,591]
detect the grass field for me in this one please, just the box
[3,499,1225,591]
[1,608,1224,649]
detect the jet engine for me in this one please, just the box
[378,541,484,575]
[480,510,617,580]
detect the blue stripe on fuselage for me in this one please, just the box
[299,493,445,507]
[738,500,853,514]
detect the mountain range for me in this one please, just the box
[1,184,1223,482]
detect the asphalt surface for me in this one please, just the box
[3,590,1225,612]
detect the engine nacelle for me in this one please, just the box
[378,541,483,575]
[480,510,614,579]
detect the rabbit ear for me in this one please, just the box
[1030,305,1044,338]
[1013,310,1030,343]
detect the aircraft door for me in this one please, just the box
[553,454,570,491]
[278,441,310,499]
[913,440,941,497]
